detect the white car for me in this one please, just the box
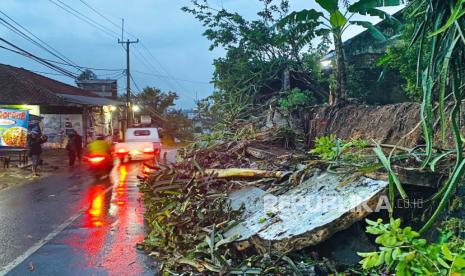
[114,128,161,162]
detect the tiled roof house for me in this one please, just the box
[0,64,119,105]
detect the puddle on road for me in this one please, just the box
[59,163,152,274]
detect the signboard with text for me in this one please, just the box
[0,108,30,148]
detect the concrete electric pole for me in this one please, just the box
[118,35,138,129]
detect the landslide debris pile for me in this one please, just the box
[139,128,325,274]
[138,126,423,275]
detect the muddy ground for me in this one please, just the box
[0,149,72,192]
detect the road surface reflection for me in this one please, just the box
[61,163,151,274]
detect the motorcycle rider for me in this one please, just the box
[87,135,112,157]
[86,135,113,179]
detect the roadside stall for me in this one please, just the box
[0,108,30,167]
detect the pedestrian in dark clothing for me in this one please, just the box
[74,131,83,163]
[66,130,82,166]
[66,132,77,167]
[28,131,47,177]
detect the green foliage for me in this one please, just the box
[350,138,369,149]
[189,131,225,150]
[310,135,369,161]
[279,0,403,102]
[279,88,315,110]
[359,218,465,275]
[373,144,407,203]
[376,13,431,100]
[162,110,194,142]
[131,87,192,142]
[183,0,328,128]
[310,135,338,160]
[439,218,465,251]
[407,0,465,234]
[132,87,178,118]
[139,164,248,273]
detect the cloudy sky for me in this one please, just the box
[0,0,402,108]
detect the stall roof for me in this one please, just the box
[56,93,124,106]
[0,64,63,105]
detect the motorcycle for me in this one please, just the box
[84,154,114,179]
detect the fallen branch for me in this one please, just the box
[204,168,285,179]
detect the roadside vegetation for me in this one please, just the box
[138,0,465,274]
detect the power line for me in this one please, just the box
[132,46,195,100]
[74,0,200,98]
[132,70,211,85]
[29,70,71,77]
[0,42,76,78]
[130,50,196,100]
[0,10,81,71]
[0,9,128,79]
[47,0,119,39]
[53,0,120,38]
[99,70,125,79]
[43,58,123,72]
[129,74,143,93]
[76,0,139,41]
[0,38,77,78]
[139,42,191,93]
[0,44,76,78]
[78,0,121,30]
[29,69,123,80]
[48,0,205,101]
[132,46,176,90]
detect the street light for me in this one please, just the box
[132,105,140,112]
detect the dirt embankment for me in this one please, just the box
[305,103,423,148]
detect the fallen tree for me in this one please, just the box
[138,100,465,274]
[138,119,418,274]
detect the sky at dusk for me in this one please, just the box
[0,0,402,108]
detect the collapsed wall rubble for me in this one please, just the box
[224,170,388,254]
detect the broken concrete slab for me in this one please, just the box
[224,169,388,254]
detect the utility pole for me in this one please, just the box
[118,20,138,129]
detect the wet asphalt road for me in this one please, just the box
[0,149,177,275]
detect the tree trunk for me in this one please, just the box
[333,31,348,104]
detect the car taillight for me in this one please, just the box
[117,148,128,153]
[89,156,105,163]
[143,147,154,153]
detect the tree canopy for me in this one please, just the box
[76,69,97,82]
[183,0,328,127]
[132,87,178,121]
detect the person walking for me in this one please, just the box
[66,131,78,167]
[28,131,47,177]
[73,130,83,164]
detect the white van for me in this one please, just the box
[114,128,161,161]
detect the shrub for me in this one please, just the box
[359,218,465,275]
[279,88,314,110]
